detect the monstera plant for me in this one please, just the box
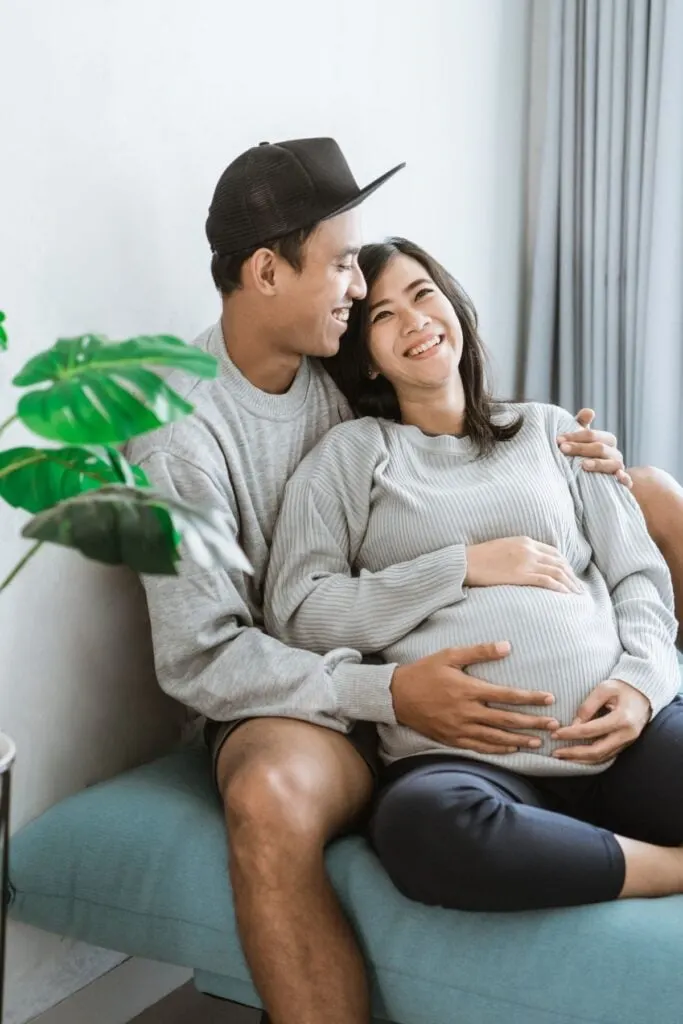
[0,312,250,593]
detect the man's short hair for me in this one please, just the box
[210,224,317,297]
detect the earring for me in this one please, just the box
[368,368,379,380]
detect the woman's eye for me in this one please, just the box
[415,287,434,300]
[372,310,391,324]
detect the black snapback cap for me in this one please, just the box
[206,137,405,257]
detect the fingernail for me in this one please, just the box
[561,443,571,453]
[546,720,559,730]
[544,695,555,704]
[584,459,595,469]
[528,738,542,748]
[495,641,511,654]
[557,435,566,443]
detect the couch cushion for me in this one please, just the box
[10,744,683,1024]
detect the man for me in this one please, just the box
[129,138,683,1024]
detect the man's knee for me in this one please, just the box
[629,465,677,494]
[217,720,373,854]
[630,466,682,543]
[222,753,327,844]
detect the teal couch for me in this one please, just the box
[9,680,683,1024]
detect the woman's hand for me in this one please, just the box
[558,408,633,488]
[550,679,651,763]
[465,537,583,594]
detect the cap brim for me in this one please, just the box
[324,162,407,220]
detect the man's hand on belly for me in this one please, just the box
[550,679,651,763]
[390,642,560,754]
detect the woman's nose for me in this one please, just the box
[402,311,430,334]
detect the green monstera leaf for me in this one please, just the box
[13,334,217,444]
[21,485,253,577]
[0,311,7,351]
[0,445,148,514]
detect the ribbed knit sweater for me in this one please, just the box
[265,403,680,775]
[127,322,397,730]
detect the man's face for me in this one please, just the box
[271,210,367,358]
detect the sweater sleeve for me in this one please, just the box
[555,409,680,716]
[137,450,397,728]
[264,428,468,657]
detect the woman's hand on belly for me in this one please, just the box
[465,537,583,594]
[550,679,651,763]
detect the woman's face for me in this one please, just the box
[366,254,464,394]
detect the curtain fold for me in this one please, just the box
[524,0,683,478]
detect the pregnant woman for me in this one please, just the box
[264,237,683,913]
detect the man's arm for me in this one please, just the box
[139,450,398,727]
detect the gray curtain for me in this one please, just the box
[523,0,683,478]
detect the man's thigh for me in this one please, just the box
[591,695,683,845]
[213,717,377,842]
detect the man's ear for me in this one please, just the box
[248,248,279,295]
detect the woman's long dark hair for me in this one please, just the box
[324,237,523,457]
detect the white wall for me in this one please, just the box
[0,0,531,1018]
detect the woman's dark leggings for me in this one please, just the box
[369,696,683,912]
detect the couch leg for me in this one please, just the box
[259,1015,271,1024]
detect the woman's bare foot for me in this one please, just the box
[617,835,683,898]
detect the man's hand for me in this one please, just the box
[390,642,558,753]
[558,408,632,488]
[551,679,651,763]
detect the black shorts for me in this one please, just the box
[204,717,380,790]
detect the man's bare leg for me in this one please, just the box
[630,466,683,647]
[216,718,374,1024]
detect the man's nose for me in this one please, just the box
[348,264,367,301]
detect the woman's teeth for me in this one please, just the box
[332,308,350,323]
[406,335,443,357]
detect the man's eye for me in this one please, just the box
[337,263,353,272]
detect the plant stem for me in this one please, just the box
[0,453,45,480]
[0,541,43,594]
[0,414,17,440]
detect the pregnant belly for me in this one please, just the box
[384,576,624,735]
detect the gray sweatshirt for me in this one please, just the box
[127,322,396,731]
[265,405,680,776]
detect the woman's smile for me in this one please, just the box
[404,333,445,359]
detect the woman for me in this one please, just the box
[264,238,683,912]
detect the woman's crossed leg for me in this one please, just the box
[370,697,683,912]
